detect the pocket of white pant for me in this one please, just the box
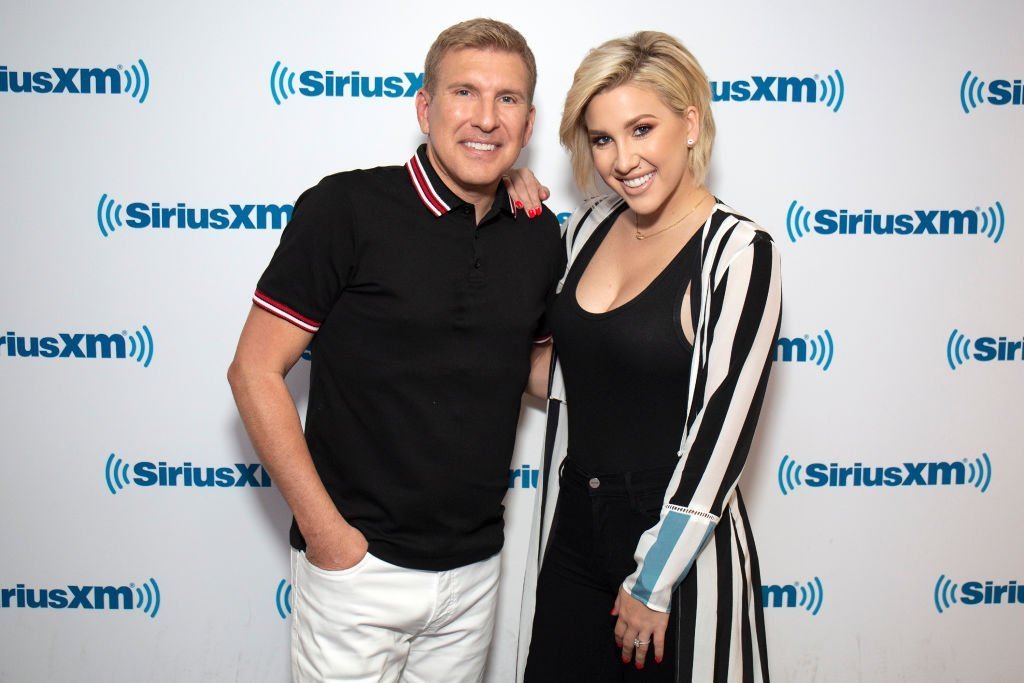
[298,548,375,580]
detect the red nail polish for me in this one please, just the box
[515,200,523,209]
[636,662,644,670]
[622,656,630,664]
[527,208,535,218]
[655,657,662,664]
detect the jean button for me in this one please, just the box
[588,477,600,489]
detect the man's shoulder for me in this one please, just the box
[294,162,411,210]
[310,162,407,194]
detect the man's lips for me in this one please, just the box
[463,141,498,152]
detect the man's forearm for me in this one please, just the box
[525,341,553,399]
[228,305,367,569]
[228,364,348,542]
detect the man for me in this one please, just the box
[227,18,562,683]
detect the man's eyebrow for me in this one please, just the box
[445,82,527,99]
[496,86,528,98]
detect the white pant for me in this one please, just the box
[290,548,500,683]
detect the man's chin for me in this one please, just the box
[454,168,512,192]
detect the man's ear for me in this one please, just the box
[521,104,536,147]
[416,89,431,135]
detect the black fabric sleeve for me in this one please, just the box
[534,209,568,342]
[253,176,355,332]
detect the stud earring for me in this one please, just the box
[687,138,695,147]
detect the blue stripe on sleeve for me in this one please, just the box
[632,511,689,604]
[673,524,716,591]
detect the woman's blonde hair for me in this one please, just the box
[560,31,715,191]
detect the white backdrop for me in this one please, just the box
[1,1,1021,681]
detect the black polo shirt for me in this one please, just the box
[253,145,564,570]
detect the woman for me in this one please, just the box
[518,32,781,682]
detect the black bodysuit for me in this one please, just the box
[550,204,699,474]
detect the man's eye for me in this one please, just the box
[499,95,517,104]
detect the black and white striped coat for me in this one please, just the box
[518,195,781,682]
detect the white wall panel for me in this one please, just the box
[1,1,1020,680]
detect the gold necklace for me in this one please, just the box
[634,191,711,241]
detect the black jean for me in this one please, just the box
[525,458,680,683]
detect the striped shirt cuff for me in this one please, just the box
[252,291,320,333]
[625,507,718,612]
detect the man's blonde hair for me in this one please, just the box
[423,18,537,102]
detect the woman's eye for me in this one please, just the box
[591,135,611,147]
[634,125,651,137]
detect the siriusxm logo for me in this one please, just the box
[0,326,154,367]
[276,580,293,619]
[97,194,292,237]
[270,62,422,105]
[1,578,160,618]
[711,70,844,112]
[935,575,1023,613]
[787,200,1006,243]
[104,453,271,495]
[509,464,539,489]
[960,71,1023,113]
[774,329,834,371]
[777,453,992,495]
[947,329,1024,369]
[761,577,824,615]
[0,60,149,103]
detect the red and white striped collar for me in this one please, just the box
[405,144,518,219]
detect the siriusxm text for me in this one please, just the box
[298,71,422,98]
[805,461,968,487]
[2,584,132,610]
[775,337,813,362]
[0,65,120,94]
[509,464,539,489]
[971,337,1024,362]
[712,76,817,102]
[762,584,798,608]
[132,462,271,488]
[961,580,1023,605]
[1,331,126,358]
[984,80,1024,106]
[125,203,292,230]
[814,209,978,236]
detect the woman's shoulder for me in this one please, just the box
[567,194,624,226]
[709,200,772,238]
[706,200,777,254]
[590,194,626,210]
[562,194,626,250]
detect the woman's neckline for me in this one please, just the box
[572,200,716,317]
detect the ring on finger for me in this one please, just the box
[633,637,650,648]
